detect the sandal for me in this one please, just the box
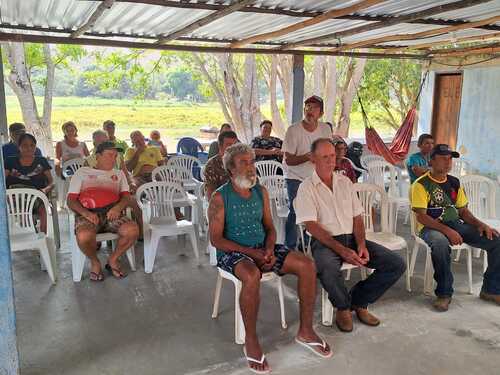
[243,347,270,374]
[295,337,333,359]
[105,263,127,279]
[89,271,104,282]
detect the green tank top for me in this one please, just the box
[217,182,266,257]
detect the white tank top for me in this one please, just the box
[60,140,86,162]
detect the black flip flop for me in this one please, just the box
[105,263,127,279]
[89,271,104,282]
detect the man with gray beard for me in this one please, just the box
[208,143,332,374]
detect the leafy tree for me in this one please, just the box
[359,59,421,130]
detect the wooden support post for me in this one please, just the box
[292,54,305,124]
[0,44,19,375]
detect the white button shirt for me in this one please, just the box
[295,170,363,236]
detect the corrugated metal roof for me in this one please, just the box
[0,0,499,55]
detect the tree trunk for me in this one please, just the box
[312,56,325,96]
[41,44,55,156]
[324,56,337,125]
[241,54,261,141]
[277,55,293,124]
[268,55,286,138]
[336,58,367,137]
[3,42,53,153]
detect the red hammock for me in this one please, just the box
[365,106,417,165]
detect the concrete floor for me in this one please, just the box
[12,211,500,375]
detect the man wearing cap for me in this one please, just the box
[2,122,43,162]
[411,144,500,311]
[67,141,139,281]
[282,96,332,250]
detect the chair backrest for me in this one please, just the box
[360,154,385,170]
[255,160,283,178]
[152,165,184,184]
[260,175,287,212]
[366,160,398,197]
[450,159,471,177]
[62,157,84,178]
[176,137,203,157]
[461,174,496,218]
[352,183,389,233]
[135,181,186,224]
[6,188,53,237]
[167,155,200,184]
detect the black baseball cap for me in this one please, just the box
[95,141,123,154]
[304,95,324,112]
[430,144,460,159]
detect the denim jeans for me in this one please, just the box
[285,178,302,249]
[311,234,405,310]
[420,220,500,297]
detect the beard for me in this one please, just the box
[234,174,257,190]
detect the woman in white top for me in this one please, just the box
[55,121,89,177]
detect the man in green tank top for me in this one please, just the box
[208,143,332,374]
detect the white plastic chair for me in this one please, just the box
[57,157,85,209]
[360,154,385,170]
[409,211,473,295]
[199,182,217,266]
[136,181,200,273]
[7,188,57,284]
[166,155,202,191]
[459,175,498,271]
[366,160,411,232]
[450,159,471,177]
[255,160,283,178]
[212,268,286,344]
[353,183,411,292]
[68,211,136,282]
[260,175,288,244]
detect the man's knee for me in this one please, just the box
[236,263,262,287]
[424,230,450,253]
[118,221,140,239]
[76,228,97,245]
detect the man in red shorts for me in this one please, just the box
[67,141,139,281]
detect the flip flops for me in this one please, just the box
[105,263,127,279]
[243,347,270,374]
[89,271,104,282]
[295,337,333,359]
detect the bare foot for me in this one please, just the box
[244,338,270,373]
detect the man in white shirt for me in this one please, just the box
[282,96,332,249]
[295,138,405,332]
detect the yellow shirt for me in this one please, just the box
[124,146,163,176]
[411,172,468,232]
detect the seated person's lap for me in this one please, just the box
[75,208,132,235]
[218,244,290,277]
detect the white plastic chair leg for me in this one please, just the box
[144,232,160,273]
[409,242,420,277]
[321,288,333,326]
[208,242,217,266]
[424,251,435,296]
[187,228,200,263]
[126,247,136,271]
[277,277,287,329]
[467,248,473,294]
[345,269,352,280]
[483,251,488,274]
[212,273,223,318]
[405,246,411,292]
[39,240,56,284]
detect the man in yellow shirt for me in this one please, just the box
[411,144,500,311]
[125,130,165,186]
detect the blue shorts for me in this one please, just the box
[217,244,290,276]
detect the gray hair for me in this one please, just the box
[223,143,255,172]
[92,129,108,144]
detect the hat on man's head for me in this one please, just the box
[430,144,460,159]
[95,141,123,154]
[304,95,324,112]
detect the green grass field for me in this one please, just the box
[6,96,395,151]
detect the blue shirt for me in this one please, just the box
[2,142,42,162]
[407,152,430,183]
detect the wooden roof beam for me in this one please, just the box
[230,0,385,48]
[430,42,500,57]
[0,31,429,60]
[71,0,114,38]
[156,0,255,44]
[279,0,495,49]
[332,14,500,52]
